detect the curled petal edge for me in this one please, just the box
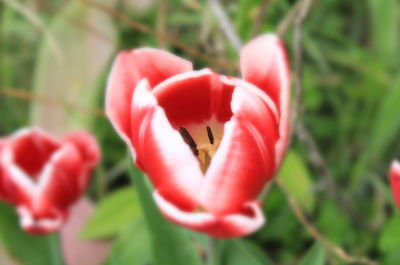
[240,33,290,169]
[105,48,193,161]
[154,191,265,238]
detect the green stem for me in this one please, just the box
[207,237,220,265]
[127,156,203,265]
[47,233,65,265]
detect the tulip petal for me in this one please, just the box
[0,154,35,205]
[17,205,66,235]
[37,143,84,211]
[63,131,101,168]
[130,80,203,211]
[0,128,59,205]
[106,48,193,158]
[390,160,400,208]
[6,128,59,180]
[153,69,234,126]
[240,34,290,167]
[201,86,279,216]
[154,191,264,238]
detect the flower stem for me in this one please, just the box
[207,237,220,265]
[47,233,65,265]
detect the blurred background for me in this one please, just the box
[0,0,399,264]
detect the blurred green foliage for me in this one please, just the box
[1,0,400,264]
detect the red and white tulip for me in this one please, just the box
[0,128,100,234]
[106,33,290,238]
[390,160,400,209]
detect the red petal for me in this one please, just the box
[7,128,59,180]
[390,160,400,209]
[36,143,85,211]
[0,128,60,206]
[240,34,290,167]
[200,85,279,216]
[0,139,6,199]
[155,191,264,238]
[106,48,192,154]
[63,131,101,168]
[130,80,203,211]
[153,69,234,127]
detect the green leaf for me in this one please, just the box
[128,161,203,265]
[81,187,142,239]
[0,202,64,265]
[104,219,151,265]
[223,239,274,265]
[298,242,325,265]
[379,213,400,252]
[316,199,354,246]
[368,0,399,68]
[31,0,116,133]
[278,151,315,213]
[382,250,400,265]
[352,75,400,186]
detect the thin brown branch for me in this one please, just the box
[207,0,242,52]
[79,0,238,71]
[290,0,313,128]
[156,0,168,49]
[250,0,270,37]
[295,123,376,231]
[276,178,378,265]
[0,88,105,118]
[280,0,375,233]
[277,0,317,37]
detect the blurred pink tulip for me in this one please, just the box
[0,128,100,234]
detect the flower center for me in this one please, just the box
[179,126,220,174]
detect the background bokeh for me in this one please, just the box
[0,0,399,264]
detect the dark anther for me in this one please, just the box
[206,126,214,145]
[179,127,199,156]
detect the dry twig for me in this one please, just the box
[207,0,242,52]
[0,88,105,118]
[79,0,238,70]
[250,0,271,37]
[291,0,313,128]
[276,178,378,265]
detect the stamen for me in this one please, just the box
[179,127,199,156]
[206,126,214,145]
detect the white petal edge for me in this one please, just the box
[17,206,63,232]
[154,191,214,225]
[391,160,400,177]
[152,68,214,95]
[274,36,290,168]
[155,191,265,236]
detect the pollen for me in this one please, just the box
[179,126,220,174]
